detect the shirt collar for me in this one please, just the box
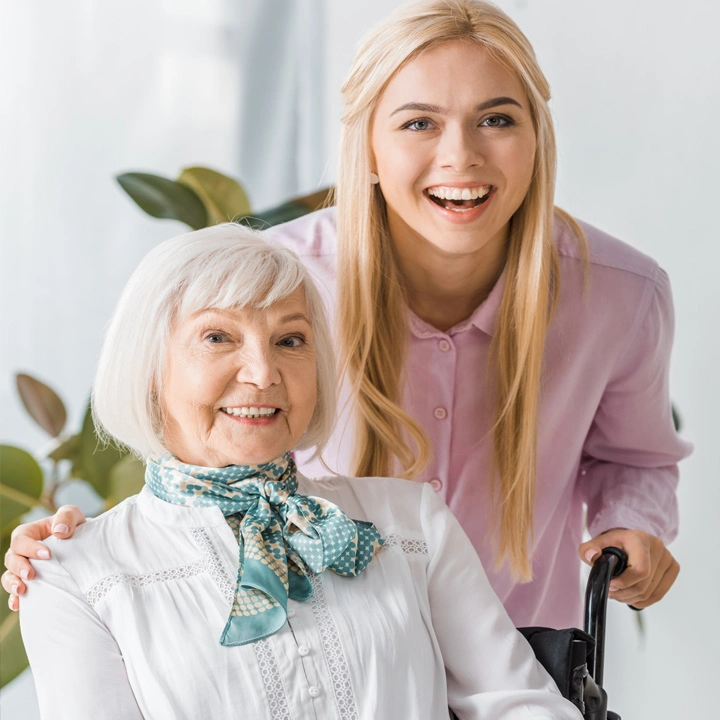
[407,267,506,339]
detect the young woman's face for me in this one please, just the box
[371,40,537,261]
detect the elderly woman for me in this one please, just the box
[19,225,582,719]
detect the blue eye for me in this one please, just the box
[278,335,304,348]
[401,118,434,132]
[481,115,513,128]
[205,332,229,343]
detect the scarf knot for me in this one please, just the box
[146,453,384,646]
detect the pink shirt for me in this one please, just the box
[265,207,691,629]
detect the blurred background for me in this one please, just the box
[1,0,717,717]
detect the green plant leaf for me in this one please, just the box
[15,373,67,438]
[0,445,44,531]
[116,172,208,229]
[293,187,333,213]
[0,600,28,688]
[671,403,681,432]
[238,201,313,230]
[0,524,30,689]
[177,167,251,225]
[1,524,17,559]
[78,403,126,498]
[1,522,21,576]
[107,455,146,507]
[46,433,81,463]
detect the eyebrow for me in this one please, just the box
[390,96,523,116]
[278,313,312,325]
[192,309,312,325]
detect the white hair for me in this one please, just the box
[92,223,336,461]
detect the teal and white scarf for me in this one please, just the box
[145,453,384,646]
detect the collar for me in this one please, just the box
[407,266,507,339]
[136,485,228,528]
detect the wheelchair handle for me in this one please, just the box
[583,546,628,688]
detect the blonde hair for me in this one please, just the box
[336,0,584,579]
[93,224,336,462]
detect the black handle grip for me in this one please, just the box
[595,546,641,611]
[583,546,628,687]
[599,546,628,577]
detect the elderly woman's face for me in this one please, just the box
[161,287,317,467]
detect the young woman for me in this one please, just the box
[4,0,690,630]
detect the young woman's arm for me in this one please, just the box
[20,547,144,719]
[577,267,690,607]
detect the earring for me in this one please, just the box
[370,172,379,185]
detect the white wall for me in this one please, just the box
[2,1,718,718]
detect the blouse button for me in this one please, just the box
[433,407,448,420]
[308,686,321,698]
[429,478,443,492]
[438,339,451,352]
[287,608,296,618]
[297,645,310,657]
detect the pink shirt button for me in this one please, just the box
[429,478,443,492]
[433,407,447,420]
[438,339,451,352]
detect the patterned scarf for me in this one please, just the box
[145,453,384,646]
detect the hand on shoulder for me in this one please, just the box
[2,505,86,611]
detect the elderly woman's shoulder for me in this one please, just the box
[62,493,141,540]
[40,492,147,572]
[299,472,423,497]
[298,473,431,528]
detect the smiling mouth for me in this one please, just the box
[221,407,280,418]
[426,185,492,211]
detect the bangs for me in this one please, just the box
[177,241,306,319]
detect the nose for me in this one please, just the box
[234,344,281,390]
[437,123,485,171]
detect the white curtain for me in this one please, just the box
[237,0,328,209]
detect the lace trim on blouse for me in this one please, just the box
[382,533,428,555]
[308,573,358,719]
[189,527,234,603]
[83,527,424,720]
[253,639,292,720]
[84,560,206,606]
[194,529,292,719]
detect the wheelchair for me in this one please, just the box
[451,546,628,720]
[519,547,628,720]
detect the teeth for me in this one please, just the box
[223,407,277,418]
[428,185,491,201]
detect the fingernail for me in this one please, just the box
[584,549,599,564]
[20,569,30,581]
[8,597,14,610]
[11,584,19,596]
[37,548,50,560]
[53,524,70,535]
[609,581,619,592]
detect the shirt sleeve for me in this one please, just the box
[420,484,583,720]
[578,268,692,542]
[19,553,144,720]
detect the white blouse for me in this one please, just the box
[20,474,582,720]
